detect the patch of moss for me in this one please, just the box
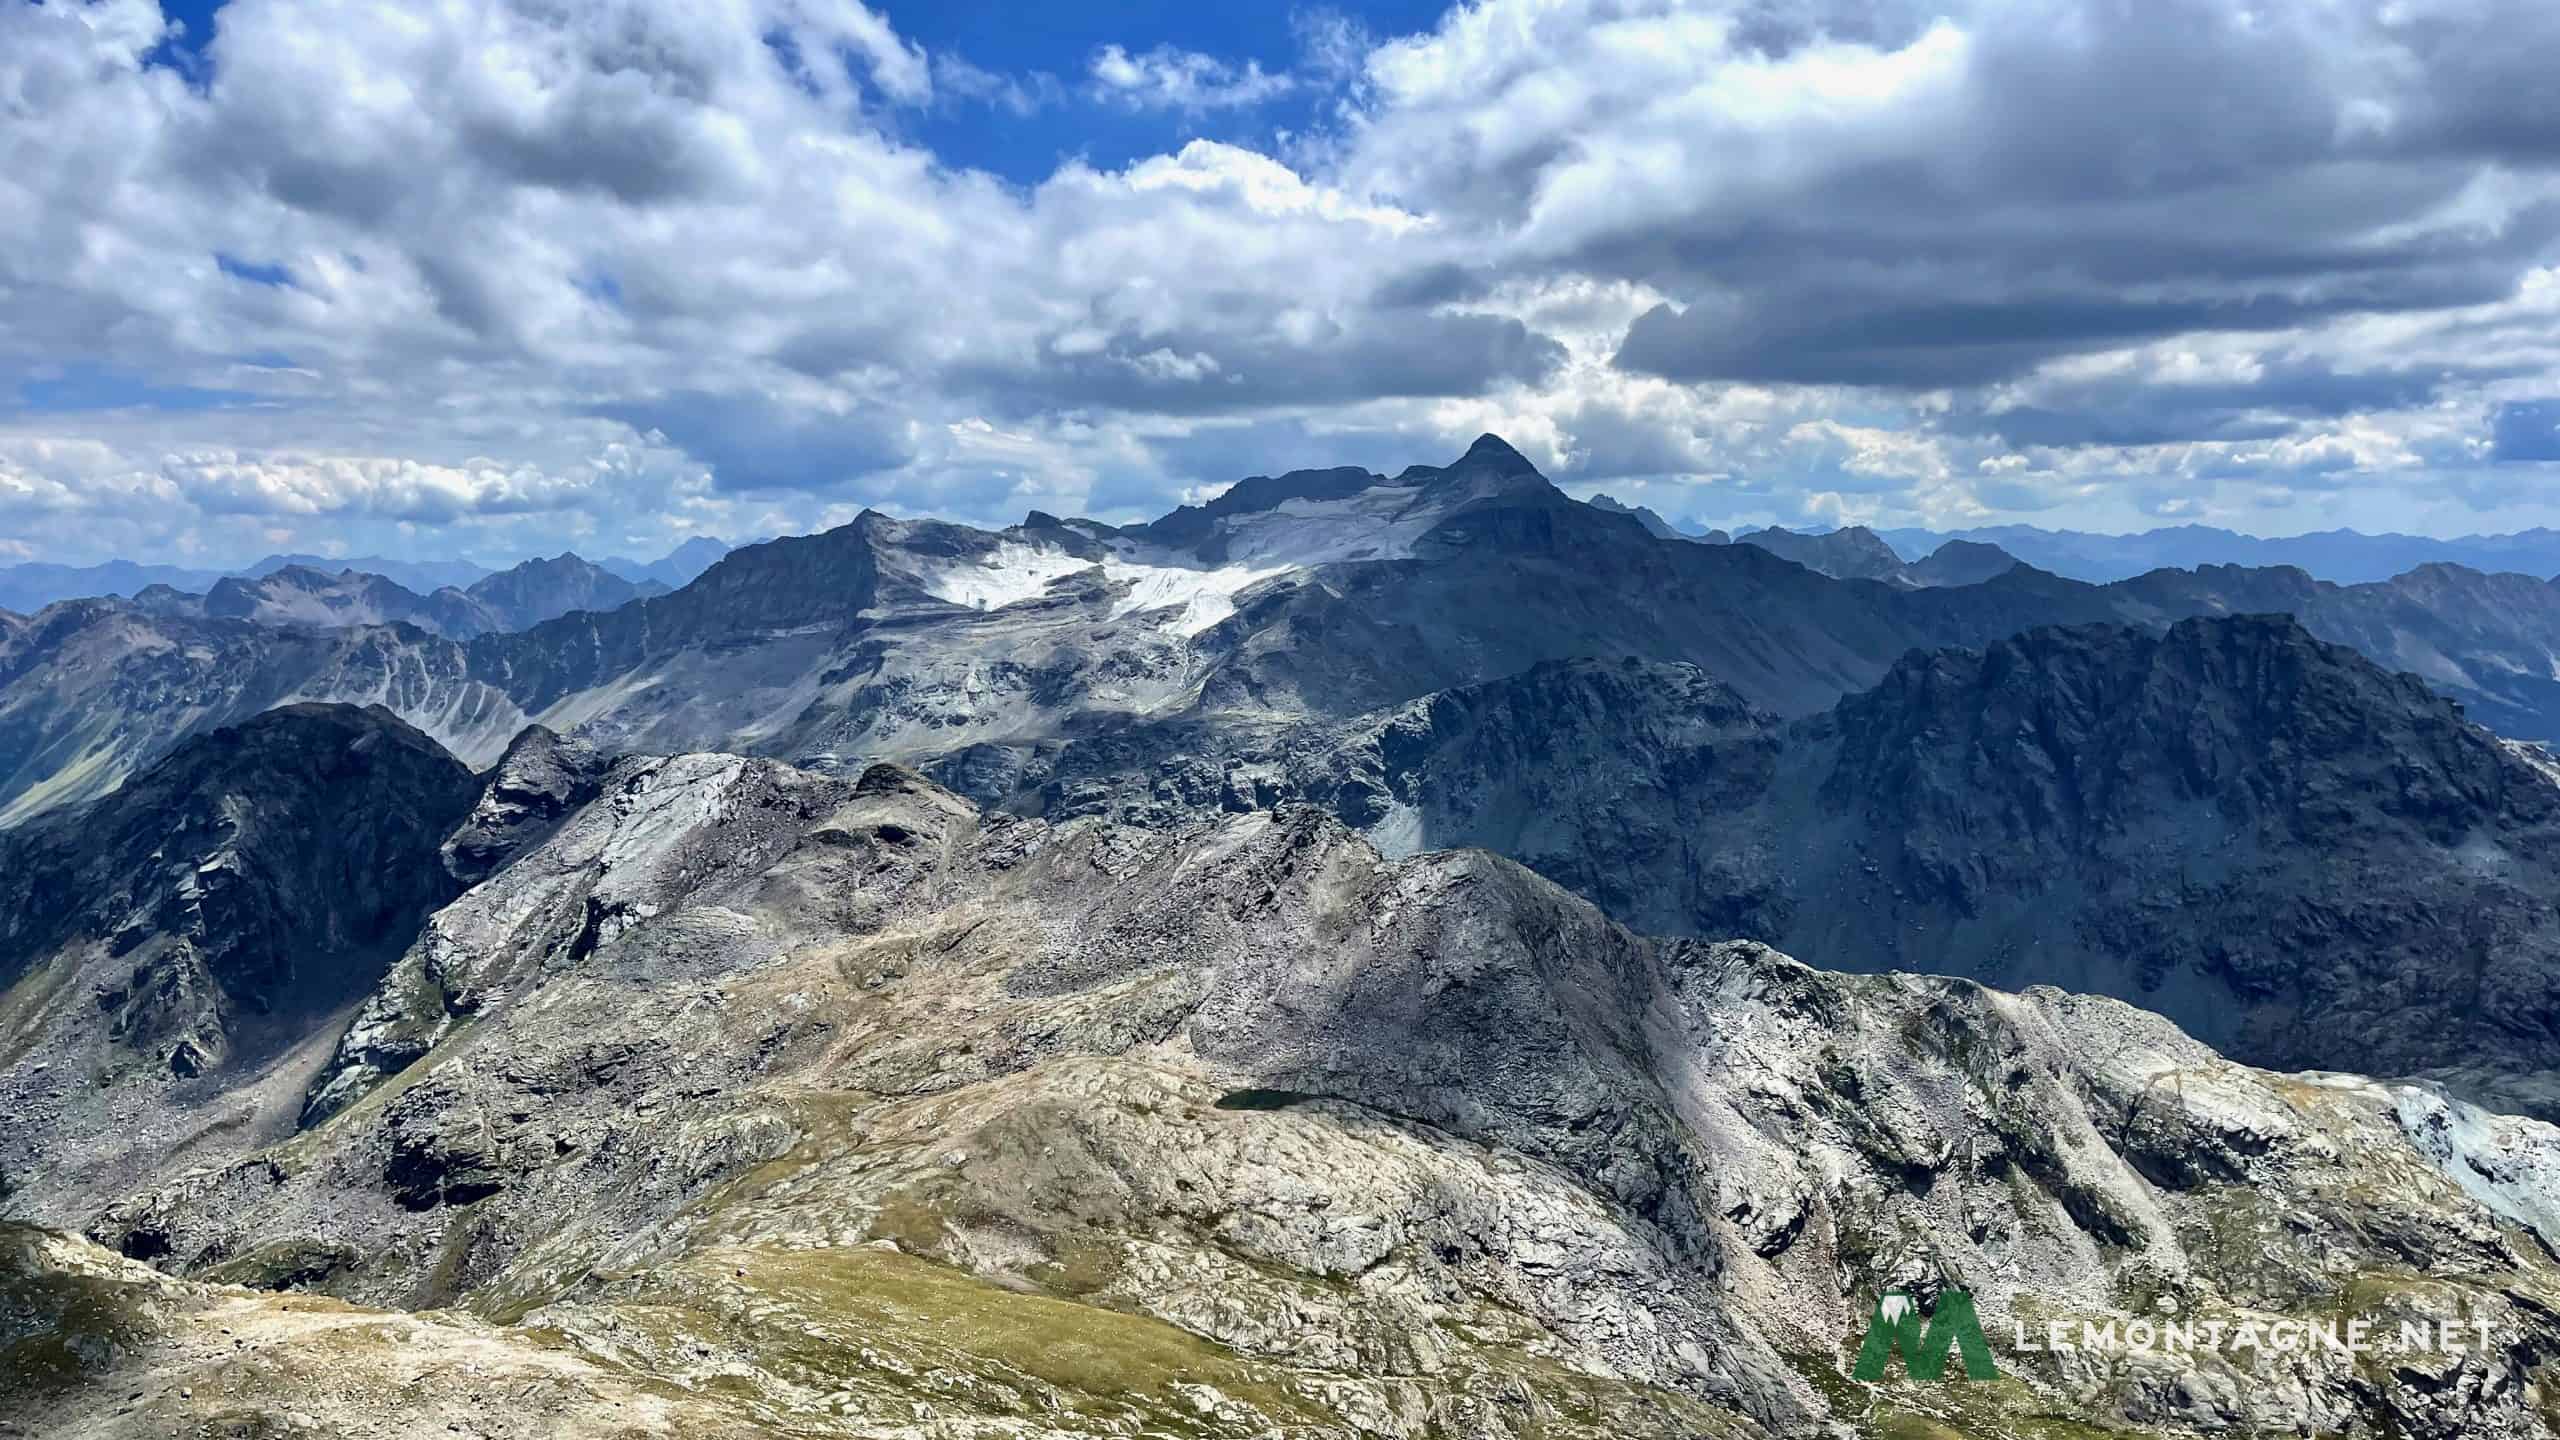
[0,1230,161,1395]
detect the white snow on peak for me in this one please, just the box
[1100,484,1455,636]
[906,482,1453,637]
[913,542,1096,611]
[1100,557,1287,636]
[1219,485,1443,568]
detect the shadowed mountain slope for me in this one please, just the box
[997,614,2560,1111]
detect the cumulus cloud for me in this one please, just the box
[6,0,2560,566]
[1337,0,2560,392]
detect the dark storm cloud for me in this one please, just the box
[1608,206,2560,390]
[1951,363,2522,450]
[1368,262,1492,310]
[1361,0,2560,402]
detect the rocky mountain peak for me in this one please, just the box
[1735,523,1908,581]
[1586,493,1688,540]
[1829,612,2545,839]
[0,703,478,1093]
[1456,431,1538,475]
[1903,537,2022,586]
[453,550,652,630]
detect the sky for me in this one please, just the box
[5,0,2560,570]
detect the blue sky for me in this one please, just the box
[3,0,2560,569]
[888,3,1450,182]
[154,0,1451,184]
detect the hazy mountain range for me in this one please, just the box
[1578,503,2560,589]
[14,436,2560,825]
[13,436,2560,1437]
[1876,521,2560,585]
[23,515,2560,619]
[0,536,731,615]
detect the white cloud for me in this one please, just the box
[1088,43,1294,112]
[7,0,2560,569]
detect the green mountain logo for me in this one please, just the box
[1852,1289,1998,1381]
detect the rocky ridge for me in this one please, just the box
[130,553,662,642]
[8,740,2560,1436]
[990,613,2560,1114]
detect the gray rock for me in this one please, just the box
[17,759,2560,1437]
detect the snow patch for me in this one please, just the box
[2391,1085,2560,1251]
[1098,484,1454,636]
[1101,558,1286,636]
[914,543,1094,611]
[1363,799,1426,859]
[1218,486,1444,569]
[2506,739,2560,790]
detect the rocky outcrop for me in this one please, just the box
[437,724,611,886]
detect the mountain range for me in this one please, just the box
[0,536,729,616]
[14,436,2560,1434]
[128,552,671,640]
[15,435,2560,827]
[1563,509,2560,588]
[1874,522,2560,586]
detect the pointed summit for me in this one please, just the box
[1458,433,1538,475]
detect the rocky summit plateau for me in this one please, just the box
[13,440,2560,1439]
